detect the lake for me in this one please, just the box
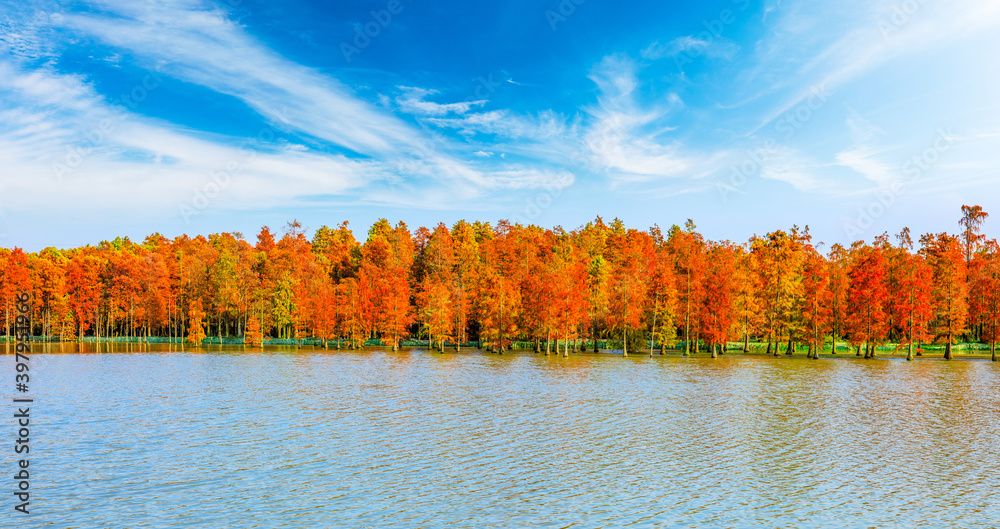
[10,345,1000,527]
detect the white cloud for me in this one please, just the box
[744,0,1000,136]
[759,147,833,192]
[580,55,696,181]
[482,169,575,190]
[0,62,374,213]
[427,109,568,141]
[0,0,594,227]
[835,146,896,187]
[641,36,740,61]
[55,1,450,160]
[834,110,896,187]
[395,87,487,116]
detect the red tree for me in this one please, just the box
[846,243,889,358]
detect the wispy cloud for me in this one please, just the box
[743,0,1000,136]
[641,36,740,61]
[0,0,600,224]
[395,86,487,116]
[759,147,832,193]
[580,55,697,182]
[833,110,897,188]
[2,0,998,249]
[56,2,426,158]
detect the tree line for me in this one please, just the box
[1,206,997,361]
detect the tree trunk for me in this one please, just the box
[856,344,862,356]
[743,333,749,353]
[622,330,627,357]
[991,341,996,362]
[562,335,568,358]
[711,343,718,358]
[907,342,914,361]
[650,297,658,358]
[944,340,953,360]
[684,280,691,357]
[785,336,793,356]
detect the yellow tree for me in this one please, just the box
[750,229,806,356]
[826,243,851,354]
[647,226,678,356]
[187,298,207,345]
[733,244,761,353]
[417,223,456,351]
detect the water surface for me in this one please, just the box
[9,345,1000,527]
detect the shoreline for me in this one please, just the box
[6,341,998,361]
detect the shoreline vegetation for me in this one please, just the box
[6,338,998,361]
[1,206,998,363]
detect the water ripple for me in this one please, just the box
[11,347,1000,528]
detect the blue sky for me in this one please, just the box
[1,0,999,251]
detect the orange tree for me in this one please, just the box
[892,230,934,360]
[800,244,831,358]
[920,232,968,359]
[702,241,738,357]
[969,240,1000,361]
[846,243,889,358]
[666,221,706,355]
[605,220,654,357]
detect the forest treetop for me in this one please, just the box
[0,206,997,360]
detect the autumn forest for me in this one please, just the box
[2,206,998,361]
